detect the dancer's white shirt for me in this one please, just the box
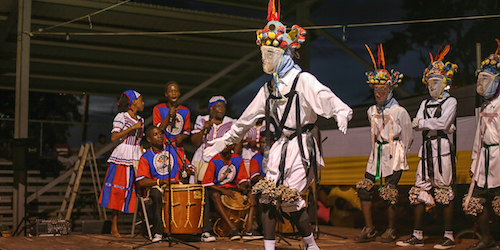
[365,104,412,177]
[216,68,352,212]
[471,96,500,188]
[192,115,235,163]
[414,97,457,189]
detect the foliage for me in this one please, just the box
[383,0,500,94]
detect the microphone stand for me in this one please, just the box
[134,139,199,249]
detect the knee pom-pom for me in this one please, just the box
[493,196,500,216]
[356,179,374,191]
[356,179,374,201]
[434,187,454,205]
[379,183,399,205]
[408,186,423,205]
[462,196,485,216]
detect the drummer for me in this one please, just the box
[136,126,191,242]
[201,144,259,241]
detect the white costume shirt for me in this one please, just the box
[221,68,352,212]
[108,112,144,166]
[471,96,500,189]
[192,115,235,163]
[414,96,457,188]
[366,103,412,177]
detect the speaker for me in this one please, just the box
[12,138,39,170]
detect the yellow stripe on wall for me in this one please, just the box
[320,151,473,185]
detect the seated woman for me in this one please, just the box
[136,127,191,242]
[201,144,258,241]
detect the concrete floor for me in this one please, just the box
[0,225,491,250]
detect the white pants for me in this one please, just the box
[264,135,322,212]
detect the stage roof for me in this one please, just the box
[0,0,283,105]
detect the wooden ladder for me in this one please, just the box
[58,143,106,221]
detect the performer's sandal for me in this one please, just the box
[433,237,455,249]
[396,235,424,247]
[379,228,397,243]
[354,226,377,243]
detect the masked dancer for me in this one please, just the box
[203,1,352,249]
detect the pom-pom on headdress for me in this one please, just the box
[365,44,403,88]
[255,0,306,50]
[422,45,458,88]
[480,39,500,75]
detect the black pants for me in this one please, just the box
[202,189,215,233]
[150,188,164,235]
[357,170,402,201]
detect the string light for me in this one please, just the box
[30,14,500,37]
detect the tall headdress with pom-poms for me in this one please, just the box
[255,0,306,50]
[480,39,500,75]
[364,44,403,88]
[422,45,458,89]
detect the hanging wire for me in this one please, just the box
[30,13,500,37]
[36,0,130,33]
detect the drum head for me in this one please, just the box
[221,192,250,211]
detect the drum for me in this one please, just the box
[162,184,204,234]
[213,192,250,237]
[276,189,310,234]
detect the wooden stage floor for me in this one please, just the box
[0,225,491,250]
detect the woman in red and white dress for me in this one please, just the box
[99,90,144,237]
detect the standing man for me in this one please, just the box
[355,44,412,243]
[397,45,458,249]
[463,39,500,250]
[203,1,352,249]
[153,81,191,148]
[153,81,193,183]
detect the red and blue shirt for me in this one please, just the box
[136,147,187,181]
[153,103,191,142]
[249,152,265,179]
[202,153,249,188]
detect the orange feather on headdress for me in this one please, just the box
[436,45,450,62]
[495,38,500,55]
[365,44,377,70]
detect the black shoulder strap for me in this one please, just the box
[267,72,303,138]
[434,96,451,118]
[423,99,431,119]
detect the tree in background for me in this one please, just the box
[383,0,500,94]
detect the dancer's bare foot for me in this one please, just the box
[111,230,121,237]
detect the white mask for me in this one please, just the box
[477,71,499,97]
[427,76,445,99]
[260,46,284,75]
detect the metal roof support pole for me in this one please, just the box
[13,0,31,235]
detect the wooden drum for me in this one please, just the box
[162,184,204,234]
[213,192,250,237]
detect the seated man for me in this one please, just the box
[249,131,267,185]
[201,144,258,241]
[136,127,190,242]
